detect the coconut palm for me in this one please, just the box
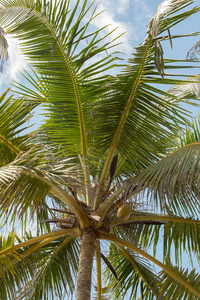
[1,0,200,299]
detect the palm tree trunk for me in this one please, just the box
[76,227,96,300]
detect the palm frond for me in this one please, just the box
[187,37,200,60]
[99,231,200,299]
[0,231,39,300]
[0,155,89,229]
[162,75,200,103]
[0,231,79,300]
[0,90,34,166]
[93,0,200,206]
[0,164,51,225]
[112,212,200,265]
[111,214,164,254]
[0,0,124,206]
[157,261,200,300]
[0,0,121,157]
[104,243,163,299]
[125,116,200,215]
[163,218,200,266]
[147,0,194,39]
[15,236,79,300]
[0,228,79,258]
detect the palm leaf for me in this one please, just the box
[0,231,79,299]
[147,0,194,39]
[161,75,200,102]
[0,0,121,156]
[93,0,200,206]
[0,232,35,300]
[0,154,90,229]
[112,212,200,265]
[0,90,34,166]
[104,243,163,299]
[0,0,124,205]
[99,231,200,299]
[112,213,164,255]
[15,236,79,300]
[157,261,200,300]
[125,118,200,213]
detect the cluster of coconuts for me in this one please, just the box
[117,203,131,220]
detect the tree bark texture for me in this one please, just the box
[76,227,96,300]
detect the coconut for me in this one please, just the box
[117,204,131,220]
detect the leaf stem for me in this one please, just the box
[0,133,20,154]
[95,241,102,300]
[0,228,80,257]
[112,214,200,226]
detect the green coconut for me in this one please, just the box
[117,204,131,220]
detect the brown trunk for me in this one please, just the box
[76,227,96,300]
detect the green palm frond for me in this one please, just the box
[0,232,34,300]
[93,0,200,206]
[0,154,87,229]
[0,164,51,224]
[15,236,79,300]
[178,113,200,146]
[112,214,163,253]
[100,231,200,299]
[163,218,200,266]
[0,0,121,157]
[104,243,163,299]
[0,0,124,206]
[0,231,79,300]
[99,0,199,159]
[113,212,200,265]
[125,130,200,213]
[157,262,200,300]
[0,90,34,166]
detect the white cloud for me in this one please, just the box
[88,0,155,57]
[0,35,28,89]
[90,3,133,57]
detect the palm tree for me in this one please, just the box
[1,0,200,299]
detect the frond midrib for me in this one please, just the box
[0,133,20,154]
[112,214,200,226]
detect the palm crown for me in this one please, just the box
[1,0,200,299]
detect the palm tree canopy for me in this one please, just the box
[1,0,200,299]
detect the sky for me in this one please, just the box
[1,0,200,298]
